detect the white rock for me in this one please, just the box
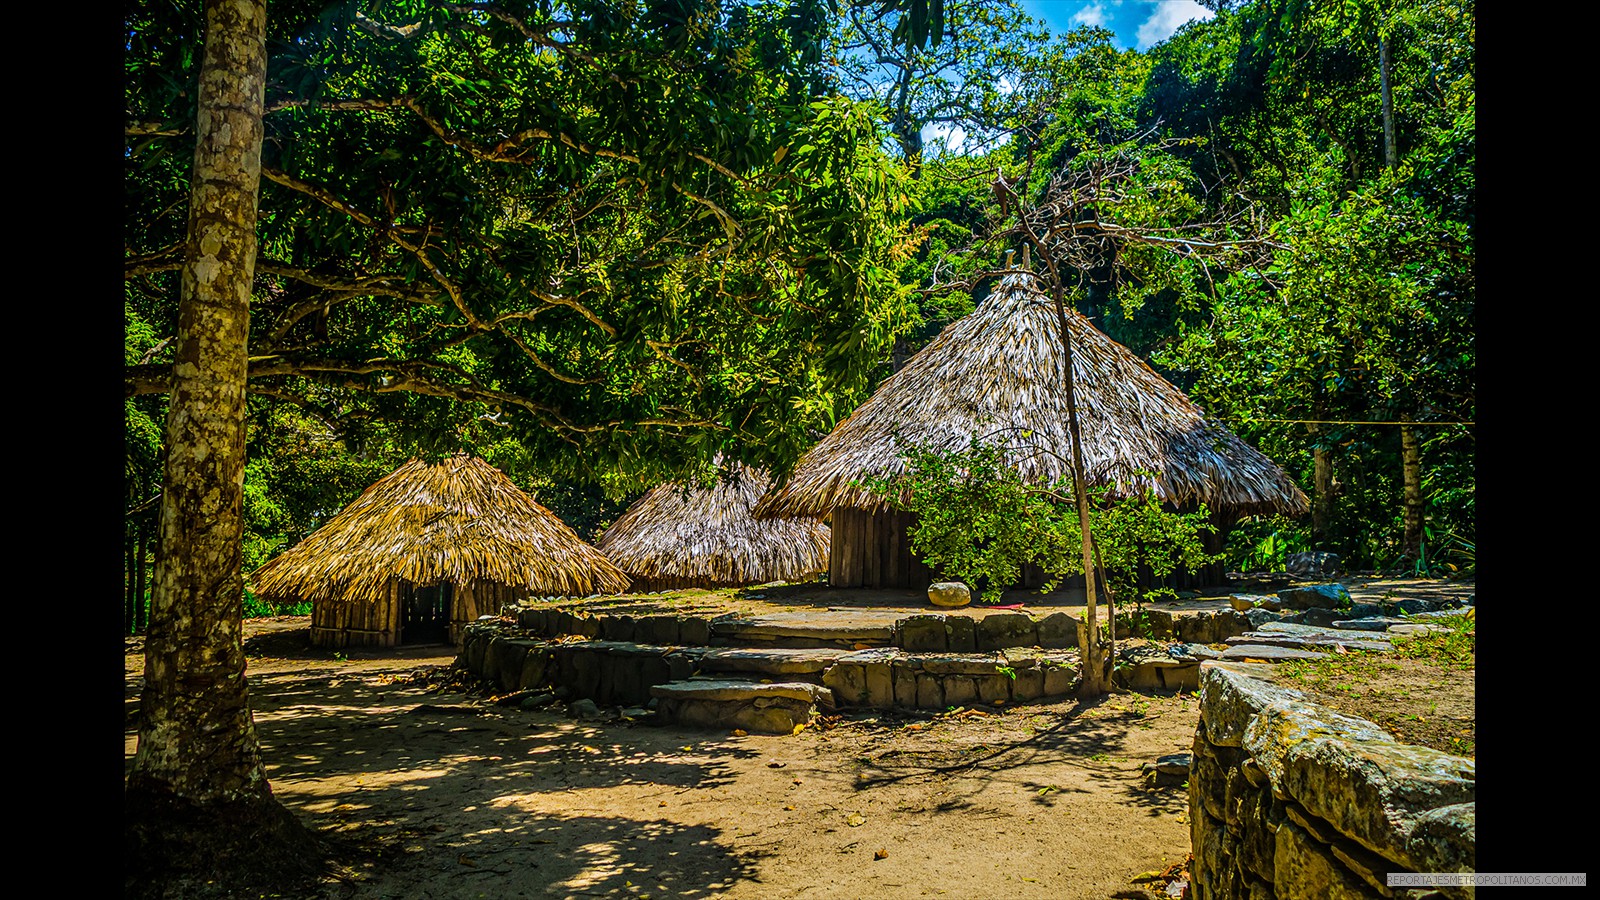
[928,582,972,608]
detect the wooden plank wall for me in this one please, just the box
[829,508,933,589]
[309,581,399,649]
[631,574,738,593]
[450,581,533,644]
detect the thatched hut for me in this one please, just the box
[754,273,1308,590]
[250,455,630,648]
[596,461,830,592]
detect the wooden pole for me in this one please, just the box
[1027,243,1106,696]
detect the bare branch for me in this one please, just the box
[125,245,184,278]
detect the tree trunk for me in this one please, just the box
[1379,35,1397,169]
[1400,418,1423,564]
[124,0,322,891]
[125,530,138,634]
[1311,444,1334,545]
[1382,31,1424,568]
[1310,401,1334,547]
[136,524,150,631]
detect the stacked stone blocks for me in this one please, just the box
[1190,661,1474,900]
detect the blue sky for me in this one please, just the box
[1016,0,1215,51]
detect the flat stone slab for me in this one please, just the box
[1226,633,1393,652]
[917,653,1005,675]
[1406,608,1472,618]
[835,647,905,665]
[1220,645,1329,661]
[1153,753,1192,776]
[1386,623,1451,636]
[698,647,848,674]
[1173,642,1227,660]
[649,679,833,704]
[1330,617,1413,631]
[712,610,904,643]
[1255,622,1393,642]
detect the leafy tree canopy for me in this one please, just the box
[126,0,922,494]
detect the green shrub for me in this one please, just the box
[860,436,1217,605]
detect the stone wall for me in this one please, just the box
[1190,662,1474,900]
[458,621,1082,713]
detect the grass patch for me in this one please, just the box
[1390,612,1475,668]
[1273,612,1474,757]
[1277,613,1474,687]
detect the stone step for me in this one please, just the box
[1114,644,1223,693]
[697,647,849,679]
[1255,622,1395,643]
[461,625,1089,714]
[709,609,903,647]
[1225,632,1394,653]
[1331,612,1464,635]
[463,631,708,707]
[1330,617,1411,631]
[1385,623,1451,636]
[516,604,1092,651]
[1219,645,1329,661]
[649,679,833,734]
[819,647,1080,710]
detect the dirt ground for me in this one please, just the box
[123,576,1472,900]
[126,627,1196,899]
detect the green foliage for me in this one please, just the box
[860,437,1216,604]
[1222,516,1307,573]
[242,589,312,619]
[828,0,1057,163]
[1393,613,1474,667]
[1159,156,1472,570]
[1091,485,1217,607]
[126,0,920,494]
[861,437,1077,603]
[1129,0,1474,571]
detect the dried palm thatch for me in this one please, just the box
[250,455,630,602]
[755,273,1308,519]
[596,461,829,587]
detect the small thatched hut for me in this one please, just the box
[754,273,1308,590]
[250,455,630,648]
[596,461,830,592]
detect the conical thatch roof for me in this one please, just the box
[596,461,829,586]
[250,455,630,601]
[755,273,1308,519]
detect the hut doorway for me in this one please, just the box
[400,582,453,645]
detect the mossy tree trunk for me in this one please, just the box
[124,0,323,891]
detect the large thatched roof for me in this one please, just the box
[755,273,1308,519]
[250,455,630,602]
[596,461,829,585]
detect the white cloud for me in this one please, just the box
[1134,0,1214,50]
[922,122,970,154]
[1071,2,1111,28]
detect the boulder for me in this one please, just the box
[1286,551,1343,577]
[1243,608,1284,631]
[897,614,949,652]
[1036,612,1079,647]
[1277,583,1353,611]
[977,612,1038,649]
[928,582,972,608]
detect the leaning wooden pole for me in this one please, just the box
[1027,245,1105,696]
